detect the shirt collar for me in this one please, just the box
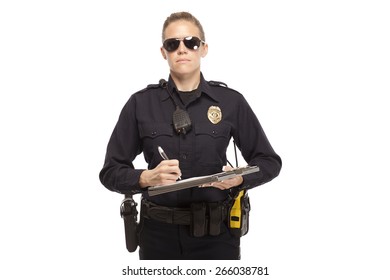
[159,72,220,103]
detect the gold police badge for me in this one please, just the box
[207,106,222,124]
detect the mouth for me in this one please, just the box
[176,58,190,63]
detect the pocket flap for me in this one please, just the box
[139,123,173,138]
[194,123,230,138]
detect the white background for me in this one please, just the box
[1,1,389,279]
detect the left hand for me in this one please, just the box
[200,165,243,190]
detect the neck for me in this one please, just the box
[170,71,201,91]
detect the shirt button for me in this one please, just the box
[151,131,157,136]
[181,153,187,160]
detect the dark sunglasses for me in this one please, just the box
[163,36,205,52]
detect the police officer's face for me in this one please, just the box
[161,20,208,77]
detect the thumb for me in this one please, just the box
[222,165,233,171]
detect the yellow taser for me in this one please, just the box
[229,190,245,228]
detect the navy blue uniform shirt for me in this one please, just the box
[99,73,282,207]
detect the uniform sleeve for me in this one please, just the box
[234,94,282,189]
[99,95,145,194]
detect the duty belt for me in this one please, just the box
[141,199,229,237]
[141,199,192,225]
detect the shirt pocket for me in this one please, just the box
[194,122,231,169]
[139,123,174,165]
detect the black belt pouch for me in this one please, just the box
[190,202,207,237]
[208,202,222,236]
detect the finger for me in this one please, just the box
[158,173,181,185]
[162,166,181,175]
[199,183,213,188]
[208,182,226,190]
[212,184,227,190]
[214,180,236,190]
[159,159,180,167]
[158,163,181,174]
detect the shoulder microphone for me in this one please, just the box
[159,79,168,88]
[159,78,192,135]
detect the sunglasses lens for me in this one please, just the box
[183,37,202,50]
[163,39,180,52]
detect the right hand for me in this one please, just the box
[139,159,181,188]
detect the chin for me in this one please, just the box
[172,67,199,76]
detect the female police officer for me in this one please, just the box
[99,11,282,260]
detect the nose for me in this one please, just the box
[177,40,188,54]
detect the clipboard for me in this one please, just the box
[147,166,260,196]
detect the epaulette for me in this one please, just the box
[137,83,160,93]
[146,83,160,89]
[208,80,228,87]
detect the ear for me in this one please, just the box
[160,47,167,60]
[200,43,208,58]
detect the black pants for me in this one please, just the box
[138,217,240,260]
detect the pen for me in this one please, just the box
[157,146,181,180]
[158,146,169,160]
